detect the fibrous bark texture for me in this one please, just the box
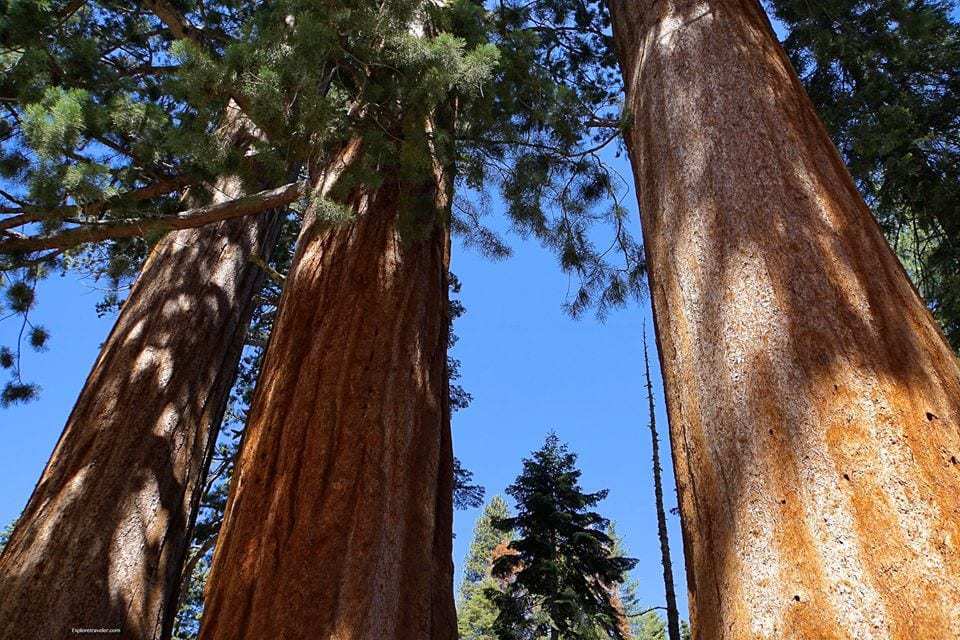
[608,1,960,638]
[197,179,457,640]
[0,186,278,640]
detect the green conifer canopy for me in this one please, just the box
[0,0,642,402]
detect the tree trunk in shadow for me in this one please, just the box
[196,173,456,639]
[0,174,281,639]
[609,1,960,638]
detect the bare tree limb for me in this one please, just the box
[141,0,205,41]
[0,181,304,254]
[57,0,86,24]
[627,606,668,618]
[249,253,285,285]
[172,526,220,625]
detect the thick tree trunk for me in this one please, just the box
[608,1,960,638]
[197,176,457,639]
[0,183,279,640]
[642,330,681,640]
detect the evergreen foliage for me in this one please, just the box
[0,518,15,553]
[1,0,955,382]
[604,523,646,640]
[617,612,689,640]
[455,458,487,511]
[6,0,955,403]
[0,0,646,404]
[453,0,644,318]
[489,433,637,639]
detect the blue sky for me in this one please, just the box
[0,148,688,617]
[447,201,687,613]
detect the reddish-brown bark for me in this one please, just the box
[0,184,279,640]
[197,175,456,639]
[608,1,960,638]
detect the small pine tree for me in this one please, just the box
[630,613,690,640]
[632,612,666,640]
[490,434,638,640]
[458,496,511,640]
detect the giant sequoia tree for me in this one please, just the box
[0,6,298,638]
[174,2,642,638]
[607,0,960,637]
[199,155,461,638]
[0,186,284,640]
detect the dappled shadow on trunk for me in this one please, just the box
[610,1,960,638]
[0,191,279,640]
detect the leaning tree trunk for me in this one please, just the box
[197,173,457,640]
[0,172,281,638]
[608,1,960,638]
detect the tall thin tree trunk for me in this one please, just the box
[608,1,960,638]
[197,169,457,639]
[0,113,282,640]
[642,327,681,640]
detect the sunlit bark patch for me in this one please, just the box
[0,189,280,640]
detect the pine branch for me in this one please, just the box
[142,0,275,141]
[0,175,196,231]
[0,181,305,254]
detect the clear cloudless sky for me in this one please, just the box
[446,188,688,616]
